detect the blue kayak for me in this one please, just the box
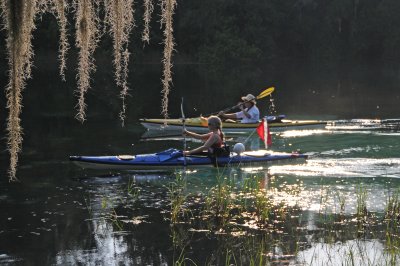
[70,148,307,171]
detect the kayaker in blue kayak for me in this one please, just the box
[218,93,260,123]
[182,116,227,156]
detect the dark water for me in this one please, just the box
[0,46,400,264]
[0,115,400,265]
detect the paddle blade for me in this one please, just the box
[256,87,275,99]
[180,97,185,120]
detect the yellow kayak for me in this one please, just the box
[140,116,327,133]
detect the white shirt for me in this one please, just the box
[235,105,260,123]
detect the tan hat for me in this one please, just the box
[241,94,256,103]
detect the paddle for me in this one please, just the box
[205,86,275,116]
[180,97,187,167]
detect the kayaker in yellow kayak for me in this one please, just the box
[218,94,260,123]
[182,116,227,156]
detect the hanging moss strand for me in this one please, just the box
[74,0,98,123]
[160,0,176,119]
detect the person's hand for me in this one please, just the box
[182,129,189,136]
[218,111,224,117]
[238,102,244,111]
[183,150,190,156]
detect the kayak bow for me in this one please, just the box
[70,148,307,172]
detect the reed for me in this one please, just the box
[170,224,198,265]
[254,189,271,225]
[205,175,234,228]
[83,195,93,219]
[127,177,140,201]
[109,208,124,231]
[224,249,238,266]
[173,250,197,266]
[356,184,368,223]
[335,190,346,221]
[166,173,187,224]
[163,180,400,265]
[385,189,400,221]
[384,189,400,262]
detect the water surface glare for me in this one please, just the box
[0,118,400,265]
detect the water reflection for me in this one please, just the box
[2,120,400,264]
[54,169,400,263]
[296,239,387,265]
[327,118,400,131]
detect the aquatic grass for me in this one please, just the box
[254,188,272,225]
[108,208,124,231]
[83,195,93,219]
[173,250,197,266]
[170,226,198,266]
[335,190,346,221]
[383,189,400,264]
[385,189,400,221]
[101,196,108,209]
[356,184,368,220]
[131,174,400,264]
[127,177,140,201]
[204,174,235,228]
[162,180,400,264]
[166,173,188,224]
[99,196,123,230]
[224,249,238,266]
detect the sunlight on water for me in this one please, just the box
[296,239,388,265]
[269,158,400,178]
[279,118,400,138]
[326,118,400,131]
[279,129,330,138]
[280,129,400,138]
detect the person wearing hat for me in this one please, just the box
[218,94,260,123]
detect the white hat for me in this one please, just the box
[241,94,256,103]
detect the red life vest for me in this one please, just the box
[210,130,223,149]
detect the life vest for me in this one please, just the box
[210,130,223,149]
[208,130,230,163]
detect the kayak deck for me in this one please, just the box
[70,149,307,172]
[140,117,326,133]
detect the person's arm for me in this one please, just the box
[183,129,210,141]
[218,112,237,119]
[183,134,218,155]
[239,105,251,119]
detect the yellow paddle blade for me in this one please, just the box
[256,87,275,99]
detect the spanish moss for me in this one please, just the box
[74,0,99,123]
[1,0,179,180]
[1,0,38,181]
[142,0,153,45]
[160,0,176,119]
[104,0,134,125]
[51,0,69,81]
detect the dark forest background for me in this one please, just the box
[1,0,399,126]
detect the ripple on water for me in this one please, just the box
[269,157,400,178]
